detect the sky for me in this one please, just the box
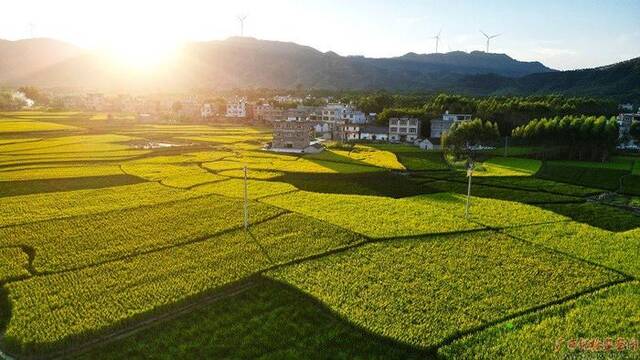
[1,0,639,70]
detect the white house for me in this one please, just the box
[341,124,360,141]
[201,103,215,118]
[618,112,640,141]
[417,138,441,150]
[226,97,247,118]
[342,107,367,124]
[619,103,634,112]
[360,125,388,141]
[430,111,472,139]
[321,103,346,122]
[389,117,420,142]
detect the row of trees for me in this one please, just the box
[511,116,619,161]
[338,92,617,136]
[442,119,501,157]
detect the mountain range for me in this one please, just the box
[0,37,638,100]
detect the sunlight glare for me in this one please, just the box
[105,37,180,69]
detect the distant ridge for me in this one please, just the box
[0,36,637,99]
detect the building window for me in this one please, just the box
[409,128,416,133]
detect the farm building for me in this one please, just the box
[389,117,420,142]
[271,120,323,153]
[360,125,389,141]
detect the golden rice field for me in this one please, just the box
[0,112,637,359]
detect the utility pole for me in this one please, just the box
[465,159,473,219]
[243,165,248,229]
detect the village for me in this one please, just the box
[36,91,640,155]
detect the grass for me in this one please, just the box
[76,278,426,360]
[537,162,630,191]
[0,248,30,283]
[267,231,623,349]
[440,282,640,359]
[485,146,548,157]
[539,202,640,232]
[0,165,123,181]
[0,175,145,198]
[0,182,201,228]
[3,213,362,355]
[269,171,428,198]
[0,194,285,273]
[0,120,78,133]
[507,222,640,277]
[397,152,449,171]
[621,175,640,196]
[549,159,635,171]
[479,157,542,176]
[421,180,580,204]
[306,145,405,170]
[414,171,602,197]
[121,163,227,188]
[262,191,482,238]
[193,178,298,200]
[203,156,382,174]
[1,114,637,358]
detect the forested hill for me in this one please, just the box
[1,37,637,100]
[2,37,552,91]
[454,57,640,101]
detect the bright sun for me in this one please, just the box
[104,36,181,70]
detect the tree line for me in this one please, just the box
[511,115,619,161]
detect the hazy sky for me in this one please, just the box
[1,0,639,70]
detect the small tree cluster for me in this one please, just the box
[511,115,618,161]
[442,119,500,157]
[630,121,640,143]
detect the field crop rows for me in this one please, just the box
[440,281,640,359]
[0,194,285,273]
[506,222,640,277]
[77,278,426,359]
[2,212,364,354]
[0,248,30,283]
[266,231,623,349]
[0,114,638,359]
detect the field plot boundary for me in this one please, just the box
[428,277,633,352]
[0,196,635,359]
[0,279,260,360]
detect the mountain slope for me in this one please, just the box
[2,37,554,91]
[0,38,83,83]
[1,36,637,100]
[455,57,640,99]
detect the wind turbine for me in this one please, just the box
[27,23,36,38]
[480,30,501,53]
[237,14,248,37]
[431,28,442,53]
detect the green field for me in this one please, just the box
[0,111,637,359]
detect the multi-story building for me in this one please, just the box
[321,104,346,122]
[271,120,322,153]
[430,111,472,139]
[389,117,421,142]
[359,125,388,141]
[201,104,215,119]
[618,112,640,140]
[342,106,367,124]
[86,93,106,111]
[619,103,634,112]
[340,124,361,141]
[226,97,247,118]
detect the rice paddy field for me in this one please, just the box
[0,111,638,359]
